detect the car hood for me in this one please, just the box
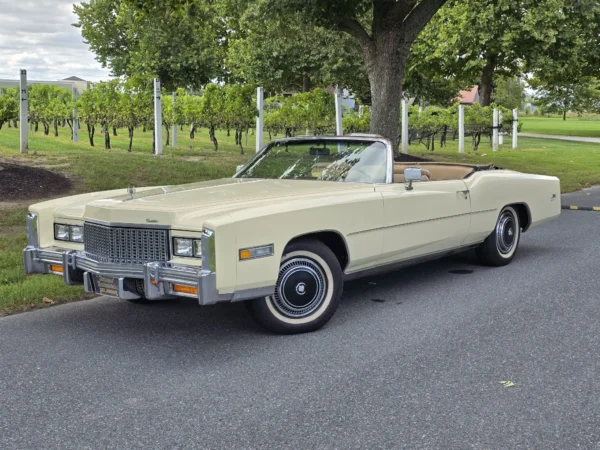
[54,178,372,230]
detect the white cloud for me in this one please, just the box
[0,0,112,82]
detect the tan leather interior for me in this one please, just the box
[394,168,431,183]
[393,163,475,183]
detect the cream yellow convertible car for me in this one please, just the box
[24,136,560,333]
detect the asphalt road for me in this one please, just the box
[1,211,599,450]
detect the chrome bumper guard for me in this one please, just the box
[23,246,233,306]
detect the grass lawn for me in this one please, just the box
[520,115,600,138]
[1,124,599,315]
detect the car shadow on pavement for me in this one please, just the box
[26,243,562,357]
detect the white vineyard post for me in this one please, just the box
[512,109,518,149]
[171,92,177,148]
[153,78,163,155]
[499,110,504,145]
[492,108,499,152]
[401,99,409,154]
[19,69,28,154]
[334,86,343,136]
[256,87,264,153]
[72,87,79,143]
[458,104,465,153]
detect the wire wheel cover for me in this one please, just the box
[272,257,327,318]
[496,210,517,254]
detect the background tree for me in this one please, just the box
[264,0,451,149]
[227,1,367,96]
[412,0,574,106]
[74,0,223,91]
[181,92,203,139]
[93,80,122,149]
[77,86,100,146]
[0,88,18,131]
[492,76,525,111]
[223,85,256,154]
[532,78,600,120]
[200,84,225,151]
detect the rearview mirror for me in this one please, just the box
[404,167,422,191]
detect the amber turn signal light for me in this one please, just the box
[172,284,198,295]
[50,265,63,274]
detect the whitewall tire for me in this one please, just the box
[476,205,521,266]
[246,239,343,334]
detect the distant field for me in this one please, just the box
[520,116,600,138]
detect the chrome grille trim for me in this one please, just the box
[83,222,169,264]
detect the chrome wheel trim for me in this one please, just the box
[272,257,327,318]
[265,251,335,325]
[496,209,518,256]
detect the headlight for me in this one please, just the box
[173,237,202,258]
[54,223,84,243]
[70,226,84,243]
[54,224,70,241]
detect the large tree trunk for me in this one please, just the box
[479,55,496,106]
[302,74,311,93]
[334,0,449,152]
[363,33,409,151]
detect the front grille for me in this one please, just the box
[84,222,169,264]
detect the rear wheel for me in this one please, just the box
[476,205,521,266]
[246,239,343,334]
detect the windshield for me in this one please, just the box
[236,139,388,184]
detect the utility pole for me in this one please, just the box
[256,87,264,153]
[154,78,163,155]
[19,69,28,154]
[334,86,343,136]
[401,99,409,154]
[458,104,465,153]
[171,92,177,148]
[72,87,79,143]
[512,109,518,149]
[493,108,499,152]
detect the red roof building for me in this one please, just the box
[457,86,480,105]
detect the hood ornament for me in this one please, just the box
[128,185,136,200]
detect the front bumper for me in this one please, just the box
[23,246,233,305]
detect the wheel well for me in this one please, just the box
[511,203,531,232]
[286,231,349,270]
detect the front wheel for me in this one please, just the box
[476,205,521,266]
[246,239,343,334]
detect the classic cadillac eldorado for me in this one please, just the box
[24,135,560,333]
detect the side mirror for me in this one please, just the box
[404,167,422,191]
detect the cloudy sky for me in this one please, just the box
[1,1,111,82]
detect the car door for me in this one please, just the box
[375,179,471,265]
